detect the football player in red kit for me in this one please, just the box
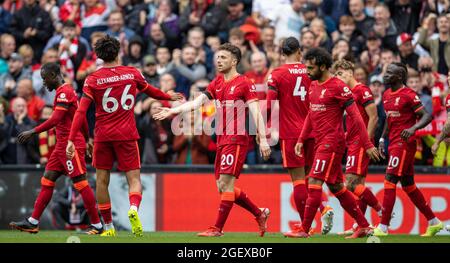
[9,62,103,235]
[374,62,443,237]
[332,60,382,235]
[294,48,381,239]
[154,43,271,237]
[66,35,182,237]
[266,37,334,237]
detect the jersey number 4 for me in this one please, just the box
[102,84,134,113]
[293,76,306,101]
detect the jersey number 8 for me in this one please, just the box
[102,84,134,113]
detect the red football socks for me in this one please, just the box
[74,180,101,225]
[334,188,369,228]
[301,185,323,232]
[234,188,261,217]
[129,192,142,209]
[214,192,235,230]
[99,203,113,225]
[403,185,435,221]
[31,177,55,220]
[381,180,397,225]
[293,180,307,221]
[354,184,382,212]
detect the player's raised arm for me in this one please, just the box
[248,100,271,160]
[153,93,210,120]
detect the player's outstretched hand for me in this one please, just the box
[378,141,386,159]
[169,92,184,101]
[153,107,173,120]
[259,139,271,161]
[366,147,381,162]
[400,127,415,142]
[18,130,35,144]
[294,142,303,157]
[66,140,75,160]
[86,138,94,158]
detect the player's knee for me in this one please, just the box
[385,174,399,184]
[41,176,55,188]
[73,179,89,192]
[327,183,343,194]
[400,176,416,193]
[44,171,60,182]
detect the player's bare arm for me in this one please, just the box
[295,113,312,157]
[346,102,381,162]
[18,106,67,144]
[364,103,378,139]
[378,119,388,159]
[248,100,271,160]
[153,93,209,120]
[400,107,432,142]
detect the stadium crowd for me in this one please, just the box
[0,0,449,167]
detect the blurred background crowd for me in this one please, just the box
[0,0,449,167]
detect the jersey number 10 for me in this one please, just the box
[293,76,306,101]
[102,84,135,113]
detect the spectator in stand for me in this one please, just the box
[59,0,81,29]
[337,15,365,58]
[18,44,34,72]
[39,0,60,33]
[0,98,8,164]
[217,0,248,42]
[170,44,207,98]
[409,68,433,114]
[0,0,12,35]
[354,64,369,85]
[121,35,145,68]
[244,52,269,100]
[179,0,214,34]
[349,0,375,38]
[145,0,180,48]
[9,0,54,63]
[186,26,214,75]
[80,0,116,41]
[425,0,450,15]
[0,53,32,100]
[300,29,316,54]
[258,26,279,67]
[397,32,420,70]
[16,79,45,122]
[0,97,39,164]
[331,38,355,62]
[365,0,379,17]
[32,48,59,105]
[385,0,422,35]
[146,22,177,55]
[370,48,398,78]
[76,31,105,85]
[172,109,211,165]
[200,0,227,38]
[155,45,173,75]
[268,0,305,44]
[418,56,446,117]
[373,3,398,52]
[36,105,55,165]
[105,10,136,54]
[141,54,159,87]
[228,27,251,73]
[0,33,16,74]
[418,14,450,75]
[252,0,289,27]
[115,0,147,36]
[360,30,382,73]
[310,17,333,52]
[302,2,339,43]
[321,0,350,25]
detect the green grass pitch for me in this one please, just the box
[1,230,450,243]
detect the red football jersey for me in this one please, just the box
[382,87,423,146]
[307,77,354,153]
[267,63,311,139]
[446,94,450,112]
[83,66,148,142]
[53,84,85,147]
[346,83,374,141]
[204,74,258,147]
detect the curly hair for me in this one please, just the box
[94,35,120,63]
[303,47,333,69]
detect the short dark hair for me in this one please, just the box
[218,43,241,64]
[303,47,333,69]
[41,62,61,76]
[281,37,300,56]
[392,62,408,84]
[63,20,77,28]
[94,35,120,63]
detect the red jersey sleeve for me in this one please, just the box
[55,86,76,110]
[266,70,279,92]
[82,77,95,101]
[134,68,172,100]
[334,80,354,108]
[203,78,217,100]
[243,79,258,103]
[407,89,424,113]
[358,85,375,107]
[445,94,450,112]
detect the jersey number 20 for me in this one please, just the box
[102,84,134,113]
[293,76,306,101]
